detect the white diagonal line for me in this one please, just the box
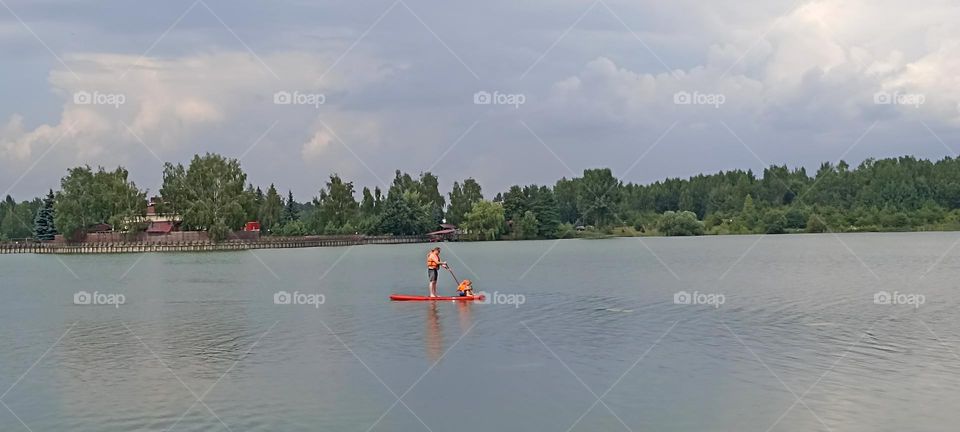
[55,256,81,280]
[2,121,76,198]
[519,120,577,177]
[319,319,478,432]
[248,250,281,280]
[620,121,679,180]
[317,0,402,85]
[118,254,146,281]
[317,119,390,188]
[719,120,883,282]
[437,242,480,282]
[121,121,164,163]
[717,0,807,81]
[919,119,958,157]
[318,245,355,281]
[1,322,77,400]
[718,235,766,280]
[562,320,679,432]
[198,0,279,80]
[522,321,635,432]
[598,0,678,79]
[0,0,80,81]
[762,320,878,432]
[723,322,834,432]
[819,222,880,281]
[636,237,681,280]
[165,320,278,432]
[917,318,960,362]
[399,0,480,81]
[518,239,562,280]
[426,120,480,172]
[237,120,280,161]
[320,320,433,432]
[0,399,35,432]
[919,235,960,280]
[520,0,601,80]
[121,322,234,432]
[120,0,201,80]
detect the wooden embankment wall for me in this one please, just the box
[0,235,428,254]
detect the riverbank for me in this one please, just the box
[0,235,429,254]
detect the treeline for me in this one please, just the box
[4,154,960,242]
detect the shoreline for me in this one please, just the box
[3,228,957,255]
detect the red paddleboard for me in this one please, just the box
[390,294,485,301]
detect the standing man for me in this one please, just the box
[426,247,448,297]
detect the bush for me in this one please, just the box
[657,211,704,236]
[278,220,306,236]
[762,209,787,234]
[806,214,827,233]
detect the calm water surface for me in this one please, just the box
[2,233,960,431]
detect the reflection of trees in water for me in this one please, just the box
[425,303,443,362]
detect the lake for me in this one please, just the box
[2,233,959,431]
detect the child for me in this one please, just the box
[457,279,474,297]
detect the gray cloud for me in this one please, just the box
[2,0,959,200]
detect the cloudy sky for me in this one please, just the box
[2,0,959,201]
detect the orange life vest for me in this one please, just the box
[426,251,441,269]
[458,280,472,292]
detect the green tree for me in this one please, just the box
[316,174,358,230]
[376,190,433,235]
[161,153,248,241]
[462,200,505,240]
[33,190,57,241]
[577,168,620,227]
[54,166,146,239]
[259,184,283,233]
[516,210,539,239]
[657,211,705,236]
[447,178,483,225]
[283,190,299,222]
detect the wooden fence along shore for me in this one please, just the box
[0,235,430,254]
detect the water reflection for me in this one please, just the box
[425,302,443,361]
[456,300,473,333]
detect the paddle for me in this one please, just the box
[445,265,460,285]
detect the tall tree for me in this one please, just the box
[161,153,248,241]
[259,184,283,233]
[577,168,620,227]
[283,190,299,222]
[33,190,57,241]
[447,178,483,226]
